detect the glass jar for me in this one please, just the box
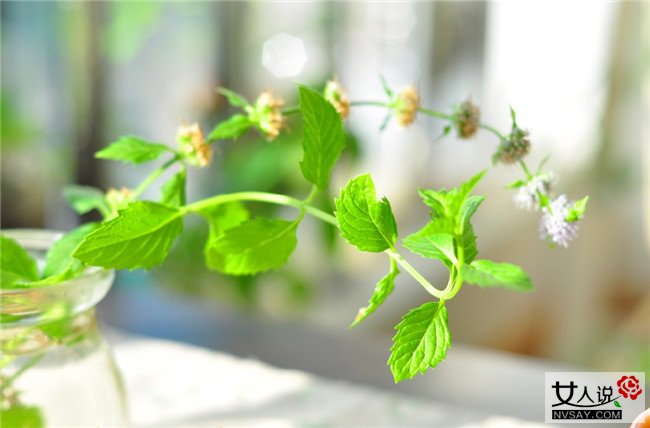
[0,230,127,427]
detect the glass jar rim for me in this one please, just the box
[1,229,115,326]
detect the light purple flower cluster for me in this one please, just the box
[539,194,580,247]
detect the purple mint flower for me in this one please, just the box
[539,194,579,247]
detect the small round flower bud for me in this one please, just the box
[253,91,285,140]
[324,79,350,119]
[394,86,420,127]
[177,122,212,167]
[453,99,480,138]
[494,127,531,164]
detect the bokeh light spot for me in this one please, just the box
[262,33,307,78]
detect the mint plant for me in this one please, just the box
[1,78,589,386]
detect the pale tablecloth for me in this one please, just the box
[111,336,550,428]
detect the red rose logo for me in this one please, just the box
[617,375,643,400]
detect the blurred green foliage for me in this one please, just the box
[103,3,163,63]
[0,91,39,150]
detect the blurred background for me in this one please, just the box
[1,0,648,419]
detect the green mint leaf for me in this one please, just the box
[614,400,621,408]
[208,114,253,141]
[461,259,532,291]
[202,202,250,239]
[95,136,170,164]
[565,196,589,222]
[388,301,451,383]
[63,185,110,216]
[418,188,448,218]
[419,170,485,217]
[335,174,398,252]
[459,195,485,227]
[351,258,399,328]
[420,170,487,220]
[74,201,184,269]
[412,190,483,267]
[160,169,186,208]
[402,231,456,268]
[0,235,39,288]
[299,86,346,190]
[379,74,394,97]
[505,179,527,189]
[206,217,299,275]
[42,223,96,279]
[0,405,44,428]
[456,170,487,209]
[202,202,250,270]
[462,223,478,263]
[217,87,250,108]
[416,172,486,265]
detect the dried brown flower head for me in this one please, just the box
[453,99,481,138]
[324,79,350,119]
[177,122,212,167]
[395,86,420,127]
[494,127,531,164]
[254,91,285,140]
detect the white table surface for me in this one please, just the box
[110,335,551,428]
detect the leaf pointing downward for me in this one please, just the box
[388,301,451,383]
[351,258,399,327]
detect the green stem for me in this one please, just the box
[182,191,337,225]
[444,270,464,300]
[282,106,301,115]
[519,159,533,180]
[350,100,390,108]
[132,155,180,199]
[418,107,455,121]
[303,185,320,205]
[479,123,507,141]
[442,222,468,300]
[440,270,456,296]
[385,250,444,298]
